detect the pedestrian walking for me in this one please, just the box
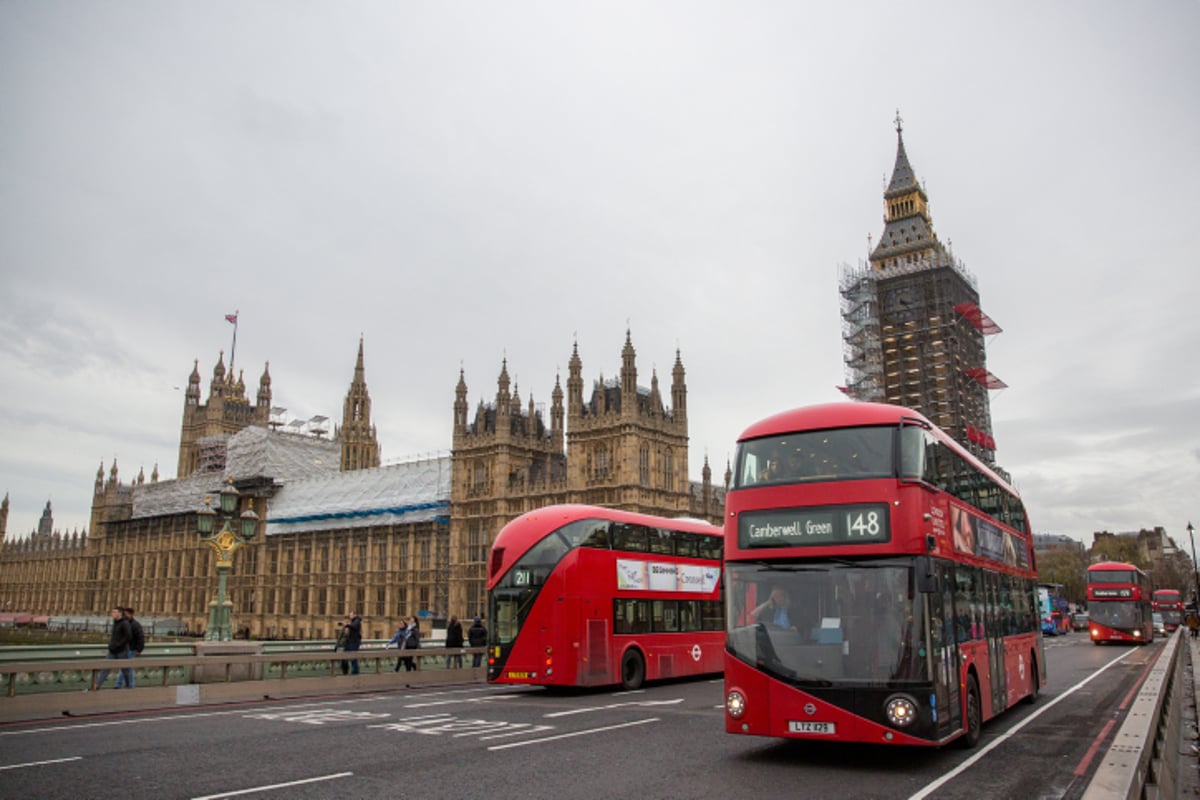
[445,615,464,668]
[95,607,133,689]
[115,607,145,689]
[468,615,487,668]
[1186,609,1199,639]
[387,619,411,672]
[339,611,363,675]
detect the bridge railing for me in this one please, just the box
[0,646,485,722]
[1082,629,1185,800]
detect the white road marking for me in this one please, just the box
[487,717,660,751]
[191,771,353,799]
[0,756,83,771]
[906,648,1134,800]
[544,698,684,717]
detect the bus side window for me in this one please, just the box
[649,528,673,555]
[613,524,649,552]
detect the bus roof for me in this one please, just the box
[489,504,723,582]
[735,401,1019,498]
[1088,561,1144,572]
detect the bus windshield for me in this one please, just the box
[726,560,928,685]
[1089,601,1145,631]
[735,426,895,488]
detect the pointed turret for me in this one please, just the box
[620,328,637,414]
[0,492,8,543]
[257,362,272,411]
[551,372,564,452]
[454,367,469,433]
[209,352,227,399]
[567,341,583,413]
[340,337,380,471]
[671,349,687,422]
[186,359,201,406]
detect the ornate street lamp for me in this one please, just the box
[196,478,259,641]
[1188,521,1198,608]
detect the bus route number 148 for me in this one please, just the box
[846,510,883,539]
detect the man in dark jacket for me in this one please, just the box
[95,607,132,689]
[445,615,464,668]
[467,616,487,668]
[342,611,363,675]
[116,607,145,689]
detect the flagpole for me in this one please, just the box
[229,310,239,374]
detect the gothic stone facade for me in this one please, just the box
[0,332,725,639]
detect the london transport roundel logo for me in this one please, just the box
[804,703,817,716]
[691,644,702,661]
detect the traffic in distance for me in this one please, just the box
[486,504,724,689]
[1152,588,1183,632]
[720,402,1043,748]
[1087,561,1155,644]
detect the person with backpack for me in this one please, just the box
[468,616,487,668]
[94,606,133,690]
[116,607,145,688]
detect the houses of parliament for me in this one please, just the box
[0,333,727,640]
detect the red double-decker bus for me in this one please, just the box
[723,402,1044,748]
[1152,588,1183,632]
[487,504,724,690]
[1087,562,1153,644]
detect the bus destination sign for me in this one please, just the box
[738,504,890,548]
[1092,588,1132,599]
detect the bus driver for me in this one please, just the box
[752,586,796,630]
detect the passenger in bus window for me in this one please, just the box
[752,586,795,630]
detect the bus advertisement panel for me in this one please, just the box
[487,505,723,690]
[1087,562,1153,644]
[1152,589,1183,631]
[723,402,1044,749]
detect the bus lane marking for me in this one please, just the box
[487,717,661,751]
[0,756,83,771]
[544,698,684,717]
[243,708,390,725]
[367,713,555,740]
[906,647,1134,800]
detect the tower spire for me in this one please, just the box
[339,336,379,471]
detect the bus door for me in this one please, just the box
[929,562,960,739]
[985,572,1006,714]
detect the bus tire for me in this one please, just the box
[620,649,645,691]
[1023,655,1039,705]
[960,675,982,749]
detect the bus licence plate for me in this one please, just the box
[789,721,835,735]
[506,671,531,679]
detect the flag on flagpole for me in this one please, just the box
[225,313,238,324]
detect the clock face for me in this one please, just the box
[883,284,924,316]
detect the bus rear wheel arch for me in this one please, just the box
[1023,653,1039,705]
[620,648,646,690]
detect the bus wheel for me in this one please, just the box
[959,675,982,749]
[620,649,645,691]
[1023,656,1039,705]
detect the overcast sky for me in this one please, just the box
[2,2,1198,548]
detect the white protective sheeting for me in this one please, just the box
[265,455,452,535]
[132,426,341,520]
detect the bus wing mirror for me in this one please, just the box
[916,556,938,594]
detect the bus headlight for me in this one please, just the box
[726,690,746,718]
[885,694,918,728]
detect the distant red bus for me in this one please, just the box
[1087,562,1153,644]
[487,505,724,690]
[1152,589,1183,631]
[723,402,1044,748]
